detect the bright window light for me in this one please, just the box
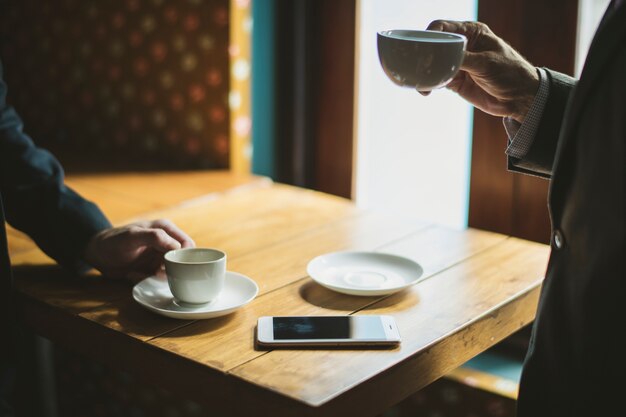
[355,0,477,229]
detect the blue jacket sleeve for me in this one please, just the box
[0,60,111,271]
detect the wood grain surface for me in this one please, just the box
[11,172,551,417]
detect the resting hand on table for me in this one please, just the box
[83,219,195,280]
[423,20,540,123]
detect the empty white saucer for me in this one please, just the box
[133,271,258,319]
[307,251,423,296]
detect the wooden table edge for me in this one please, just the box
[299,281,542,414]
[15,292,328,417]
[15,252,545,417]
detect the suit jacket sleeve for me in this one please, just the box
[0,61,111,271]
[507,68,578,178]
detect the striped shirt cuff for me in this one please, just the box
[504,67,550,159]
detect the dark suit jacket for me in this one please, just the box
[509,4,625,416]
[0,60,110,370]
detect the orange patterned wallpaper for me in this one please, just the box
[0,0,251,172]
[229,0,252,174]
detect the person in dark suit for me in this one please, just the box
[0,60,194,415]
[426,2,624,416]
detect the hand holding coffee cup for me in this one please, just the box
[421,20,541,122]
[377,29,466,91]
[164,248,226,305]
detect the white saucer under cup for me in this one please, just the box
[132,271,258,320]
[307,251,423,296]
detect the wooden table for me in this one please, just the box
[9,171,550,417]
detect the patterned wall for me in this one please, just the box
[228,0,252,174]
[0,0,251,171]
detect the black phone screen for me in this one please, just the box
[272,316,387,340]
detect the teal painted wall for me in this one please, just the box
[251,0,276,178]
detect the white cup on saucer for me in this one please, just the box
[164,248,226,305]
[377,29,466,91]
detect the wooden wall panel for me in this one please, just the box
[470,0,579,243]
[468,119,516,236]
[274,0,356,199]
[313,0,356,199]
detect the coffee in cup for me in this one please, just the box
[377,29,466,91]
[164,248,226,305]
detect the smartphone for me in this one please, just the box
[256,315,401,347]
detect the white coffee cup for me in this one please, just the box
[377,29,466,91]
[164,248,226,305]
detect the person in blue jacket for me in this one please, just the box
[0,60,195,416]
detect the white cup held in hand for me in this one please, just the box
[377,29,466,91]
[164,248,226,305]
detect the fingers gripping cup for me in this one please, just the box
[377,29,466,91]
[164,248,226,305]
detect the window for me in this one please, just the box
[576,0,611,76]
[354,0,477,229]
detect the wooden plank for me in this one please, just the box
[6,225,29,240]
[6,225,37,255]
[8,183,351,264]
[65,171,269,212]
[79,210,428,342]
[224,211,427,295]
[63,171,269,224]
[120,183,360,258]
[136,226,503,375]
[230,238,549,411]
[8,248,53,268]
[307,287,540,417]
[13,265,133,314]
[59,186,150,225]
[10,171,552,416]
[8,172,269,257]
[16,294,314,417]
[377,225,506,279]
[53,226,511,417]
[16,273,535,417]
[11,185,359,315]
